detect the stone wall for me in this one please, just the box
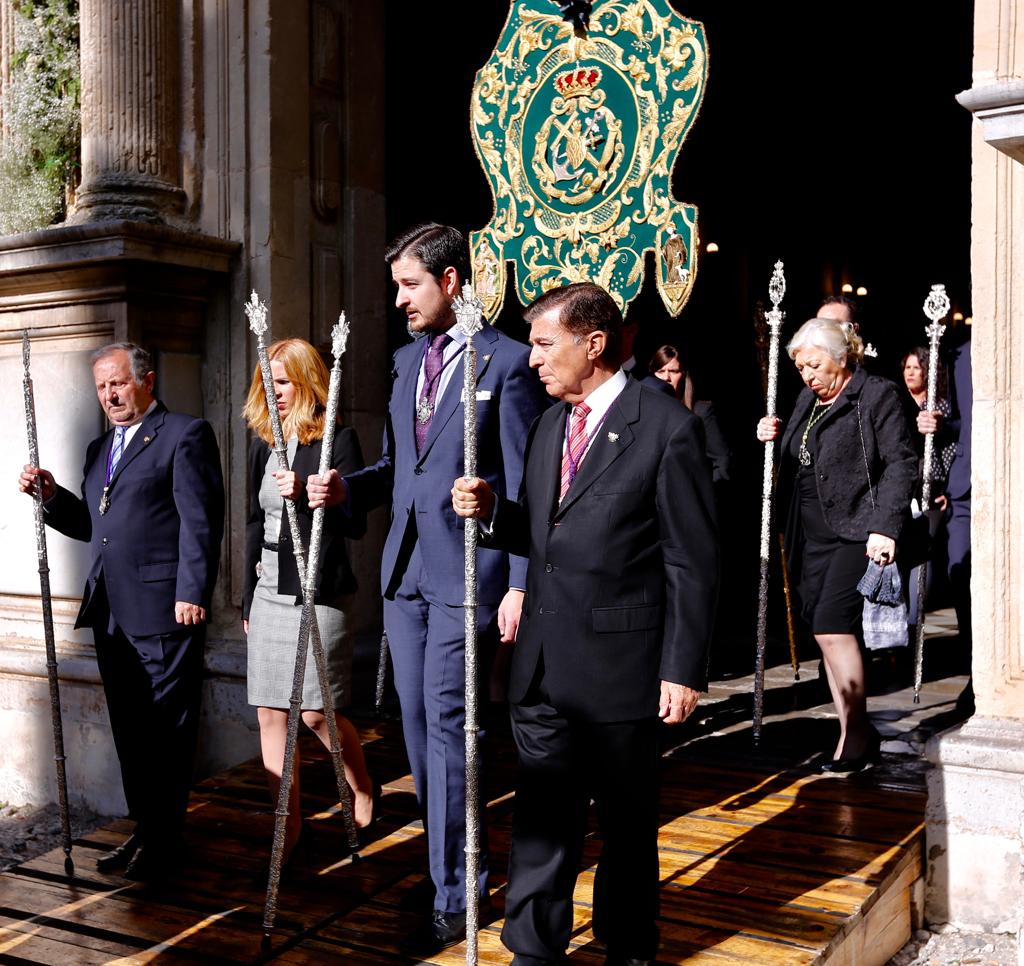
[0,0,388,813]
[926,0,1024,948]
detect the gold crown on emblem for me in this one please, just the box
[554,66,603,99]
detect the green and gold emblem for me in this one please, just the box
[470,1,708,319]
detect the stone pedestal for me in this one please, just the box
[925,718,1024,933]
[0,221,247,812]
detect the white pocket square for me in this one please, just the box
[476,390,492,401]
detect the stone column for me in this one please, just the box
[925,0,1024,951]
[72,0,185,222]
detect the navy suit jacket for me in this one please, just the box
[946,337,972,501]
[345,325,548,607]
[489,379,720,721]
[45,402,225,637]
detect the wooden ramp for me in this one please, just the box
[0,718,924,965]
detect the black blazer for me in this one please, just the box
[488,378,719,722]
[243,423,366,618]
[693,400,731,484]
[777,367,916,542]
[45,402,225,637]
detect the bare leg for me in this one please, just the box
[257,706,303,861]
[815,633,874,760]
[301,710,375,827]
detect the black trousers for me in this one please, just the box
[91,613,206,847]
[501,672,661,963]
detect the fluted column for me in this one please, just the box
[72,0,185,222]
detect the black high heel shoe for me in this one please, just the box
[821,728,882,774]
[352,780,382,838]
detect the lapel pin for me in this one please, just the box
[143,436,151,444]
[483,353,492,362]
[607,431,619,442]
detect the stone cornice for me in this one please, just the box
[0,220,239,275]
[957,80,1024,164]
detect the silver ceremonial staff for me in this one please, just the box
[752,261,786,747]
[244,295,358,949]
[21,331,75,878]
[913,284,950,703]
[454,284,484,965]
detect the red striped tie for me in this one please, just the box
[559,402,591,501]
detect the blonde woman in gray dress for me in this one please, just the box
[242,338,375,863]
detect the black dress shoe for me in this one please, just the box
[399,910,467,956]
[124,845,180,881]
[95,834,140,873]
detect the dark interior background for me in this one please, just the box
[382,1,975,662]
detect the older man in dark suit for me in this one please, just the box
[453,283,719,966]
[20,343,224,880]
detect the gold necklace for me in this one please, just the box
[798,400,833,466]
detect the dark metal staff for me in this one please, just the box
[245,295,357,948]
[21,331,75,878]
[453,284,484,965]
[374,629,390,714]
[913,284,950,703]
[753,261,786,747]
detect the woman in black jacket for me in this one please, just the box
[757,318,916,772]
[649,343,732,484]
[242,338,374,862]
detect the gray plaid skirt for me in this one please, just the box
[246,546,352,710]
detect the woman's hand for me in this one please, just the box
[917,410,943,435]
[866,532,897,566]
[272,469,303,500]
[756,416,781,442]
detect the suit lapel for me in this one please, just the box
[540,405,569,522]
[553,380,637,521]
[394,348,420,459]
[111,403,166,483]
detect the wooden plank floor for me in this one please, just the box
[0,708,925,966]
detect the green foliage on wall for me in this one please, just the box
[0,0,80,235]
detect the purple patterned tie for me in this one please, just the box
[415,333,451,455]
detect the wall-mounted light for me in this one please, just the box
[841,283,853,294]
[705,242,719,253]
[953,312,964,321]
[856,286,868,297]
[964,316,973,326]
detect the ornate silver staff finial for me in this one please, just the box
[22,329,31,375]
[330,312,350,360]
[923,283,950,336]
[768,259,786,315]
[453,283,485,340]
[244,290,269,339]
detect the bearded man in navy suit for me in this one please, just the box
[454,283,719,965]
[20,343,224,880]
[309,223,548,955]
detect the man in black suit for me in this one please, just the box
[453,283,719,965]
[20,343,224,879]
